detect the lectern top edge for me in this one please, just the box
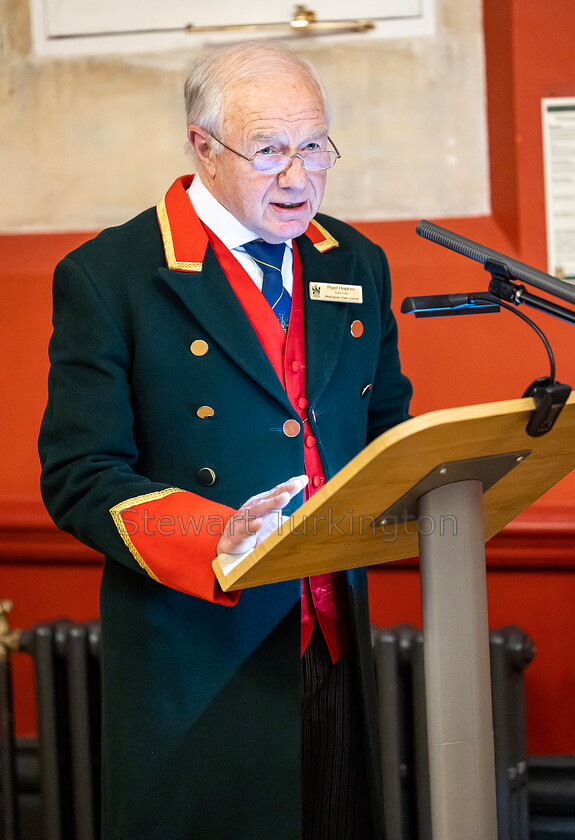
[213,393,575,591]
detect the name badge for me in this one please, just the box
[309,282,363,303]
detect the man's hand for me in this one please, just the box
[217,475,308,556]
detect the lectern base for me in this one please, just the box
[418,479,498,840]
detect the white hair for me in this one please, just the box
[184,40,331,153]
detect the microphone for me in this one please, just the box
[401,292,499,318]
[416,220,575,306]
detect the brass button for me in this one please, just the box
[350,320,364,338]
[197,467,216,486]
[197,406,215,419]
[282,419,301,438]
[190,340,209,356]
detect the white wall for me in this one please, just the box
[0,0,489,231]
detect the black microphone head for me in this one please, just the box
[416,220,496,265]
[416,220,575,305]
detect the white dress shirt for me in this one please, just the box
[187,175,294,295]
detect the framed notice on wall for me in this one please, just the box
[542,97,575,282]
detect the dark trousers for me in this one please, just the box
[301,626,378,840]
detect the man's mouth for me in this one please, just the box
[272,201,305,209]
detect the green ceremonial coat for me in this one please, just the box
[39,189,412,840]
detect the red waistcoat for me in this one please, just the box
[207,228,350,663]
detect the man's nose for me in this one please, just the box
[278,155,308,186]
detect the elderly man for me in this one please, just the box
[39,41,411,840]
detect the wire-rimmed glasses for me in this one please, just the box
[209,134,341,174]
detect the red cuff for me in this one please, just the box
[110,488,239,605]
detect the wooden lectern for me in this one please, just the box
[214,393,575,840]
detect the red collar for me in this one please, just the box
[156,175,339,272]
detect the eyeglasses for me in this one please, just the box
[209,133,341,174]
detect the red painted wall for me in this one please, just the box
[1,0,574,753]
[364,0,575,755]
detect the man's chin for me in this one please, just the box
[260,216,312,244]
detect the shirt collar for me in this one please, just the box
[187,175,292,252]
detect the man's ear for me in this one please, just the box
[187,126,216,177]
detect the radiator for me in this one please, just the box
[0,609,102,840]
[371,623,536,840]
[1,607,534,840]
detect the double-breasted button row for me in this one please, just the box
[190,338,315,483]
